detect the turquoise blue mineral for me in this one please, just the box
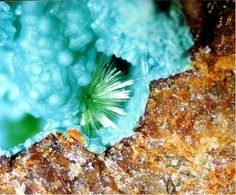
[0,2,16,46]
[0,0,193,156]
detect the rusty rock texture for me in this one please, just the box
[0,0,235,194]
[182,0,235,56]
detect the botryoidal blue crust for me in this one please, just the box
[84,0,193,153]
[13,0,97,125]
[0,2,16,46]
[0,0,193,156]
[88,0,193,78]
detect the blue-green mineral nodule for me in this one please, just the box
[0,0,193,156]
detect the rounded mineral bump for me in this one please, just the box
[86,60,96,73]
[14,5,22,16]
[48,94,64,107]
[38,16,54,35]
[29,89,40,100]
[78,72,92,87]
[57,50,74,66]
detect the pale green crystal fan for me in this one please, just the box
[81,54,133,135]
[0,0,193,156]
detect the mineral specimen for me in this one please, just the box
[0,0,234,193]
[0,0,193,155]
[0,46,234,194]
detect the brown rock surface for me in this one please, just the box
[0,0,235,194]
[182,0,235,56]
